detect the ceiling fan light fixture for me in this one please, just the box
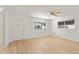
[0,8,4,12]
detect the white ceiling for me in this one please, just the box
[3,5,79,19]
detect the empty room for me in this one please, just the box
[0,5,79,54]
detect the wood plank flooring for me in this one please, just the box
[0,35,79,54]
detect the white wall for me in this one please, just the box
[51,16,79,41]
[5,10,52,45]
[0,12,4,47]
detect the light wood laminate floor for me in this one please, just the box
[0,35,79,54]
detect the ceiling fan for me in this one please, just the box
[50,11,61,16]
[48,9,61,16]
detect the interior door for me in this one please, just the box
[15,19,24,40]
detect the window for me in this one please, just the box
[33,22,46,31]
[65,20,74,25]
[58,19,75,29]
[58,21,64,28]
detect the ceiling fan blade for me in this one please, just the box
[53,14,59,16]
[54,12,61,14]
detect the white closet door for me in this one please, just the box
[15,19,24,40]
[23,19,27,39]
[23,18,32,39]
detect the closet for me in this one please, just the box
[14,18,25,40]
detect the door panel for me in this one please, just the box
[15,19,24,40]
